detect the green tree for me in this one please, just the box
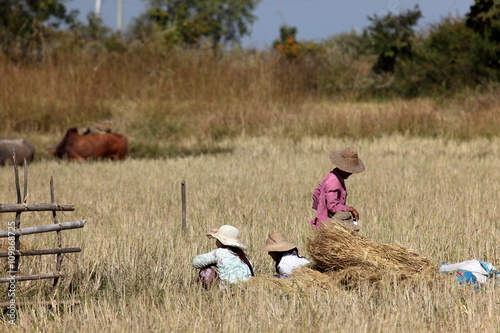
[376,15,499,98]
[362,6,422,73]
[273,25,297,48]
[272,25,299,59]
[147,0,261,50]
[466,0,500,40]
[466,0,500,69]
[393,19,489,97]
[0,0,76,61]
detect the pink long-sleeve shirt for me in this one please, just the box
[309,168,349,228]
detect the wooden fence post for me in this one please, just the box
[181,180,186,232]
[51,176,63,289]
[7,155,23,306]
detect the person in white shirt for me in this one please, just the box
[259,231,310,277]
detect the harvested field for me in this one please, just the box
[0,135,499,332]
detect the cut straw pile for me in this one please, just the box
[248,267,339,294]
[248,221,442,294]
[305,220,438,287]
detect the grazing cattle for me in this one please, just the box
[0,138,35,166]
[52,127,128,161]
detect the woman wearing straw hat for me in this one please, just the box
[192,225,255,289]
[309,147,365,229]
[259,231,310,277]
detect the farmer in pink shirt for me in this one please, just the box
[309,147,365,228]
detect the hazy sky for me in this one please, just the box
[66,0,473,47]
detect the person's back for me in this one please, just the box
[276,249,310,276]
[259,231,310,277]
[310,169,347,227]
[192,225,254,289]
[192,247,253,283]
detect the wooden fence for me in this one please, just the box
[0,159,86,309]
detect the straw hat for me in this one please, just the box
[329,147,365,173]
[207,225,247,250]
[259,231,297,252]
[329,211,360,232]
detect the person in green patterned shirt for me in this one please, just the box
[192,225,255,289]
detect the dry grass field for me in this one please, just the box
[2,51,500,144]
[1,135,499,332]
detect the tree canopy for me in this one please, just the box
[466,0,500,41]
[147,0,261,49]
[0,0,76,60]
[362,6,422,73]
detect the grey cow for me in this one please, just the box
[0,138,35,166]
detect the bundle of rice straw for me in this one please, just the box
[306,220,438,286]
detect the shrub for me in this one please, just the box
[390,18,499,97]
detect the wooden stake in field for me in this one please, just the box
[8,155,24,305]
[181,180,186,232]
[51,176,63,289]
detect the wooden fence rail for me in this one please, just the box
[0,248,81,258]
[0,300,80,308]
[0,272,66,283]
[0,203,75,213]
[0,220,86,238]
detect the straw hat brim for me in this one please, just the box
[259,241,297,253]
[331,211,354,223]
[329,150,365,173]
[207,232,247,250]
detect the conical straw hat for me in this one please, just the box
[329,147,365,173]
[207,225,247,250]
[259,231,297,252]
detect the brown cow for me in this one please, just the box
[52,128,128,161]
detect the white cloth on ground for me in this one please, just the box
[439,259,497,284]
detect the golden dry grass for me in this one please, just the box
[0,135,499,332]
[1,51,499,144]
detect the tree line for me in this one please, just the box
[1,0,499,98]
